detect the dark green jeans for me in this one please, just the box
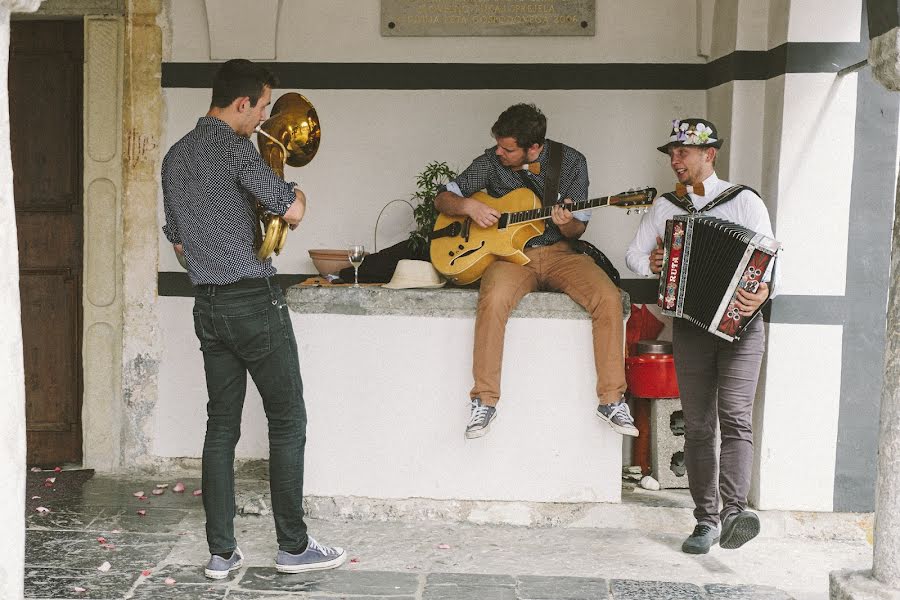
[192,277,308,555]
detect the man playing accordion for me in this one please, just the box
[625,118,774,555]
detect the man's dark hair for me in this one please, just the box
[491,103,547,149]
[210,59,279,109]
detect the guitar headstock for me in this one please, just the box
[610,187,657,213]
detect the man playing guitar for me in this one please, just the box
[434,103,637,440]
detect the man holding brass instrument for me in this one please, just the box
[161,58,345,579]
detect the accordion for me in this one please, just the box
[658,215,780,341]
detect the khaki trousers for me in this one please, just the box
[470,240,626,406]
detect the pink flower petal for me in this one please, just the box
[172,482,185,493]
[132,491,145,497]
[349,558,360,564]
[45,477,56,484]
[97,561,111,572]
[53,466,62,473]
[191,489,202,496]
[164,577,176,585]
[136,509,146,516]
[151,489,165,496]
[141,569,151,577]
[437,543,450,550]
[30,467,42,472]
[155,483,168,489]
[73,586,87,593]
[97,537,107,544]
[35,506,50,514]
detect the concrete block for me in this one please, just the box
[650,397,689,489]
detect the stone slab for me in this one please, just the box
[381,0,595,37]
[286,285,630,321]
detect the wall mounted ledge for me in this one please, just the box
[285,285,631,321]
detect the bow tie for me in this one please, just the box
[675,182,705,197]
[522,162,541,175]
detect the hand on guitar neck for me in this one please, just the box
[550,199,586,239]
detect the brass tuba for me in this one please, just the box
[254,92,321,260]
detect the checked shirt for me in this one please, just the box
[162,116,297,285]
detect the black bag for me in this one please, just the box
[337,239,428,284]
[572,239,621,287]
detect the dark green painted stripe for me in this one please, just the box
[161,42,866,91]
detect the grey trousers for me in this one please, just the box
[672,317,765,526]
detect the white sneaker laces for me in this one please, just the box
[307,537,337,556]
[468,403,491,427]
[607,401,634,424]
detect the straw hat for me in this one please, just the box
[382,260,446,289]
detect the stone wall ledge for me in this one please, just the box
[286,285,631,320]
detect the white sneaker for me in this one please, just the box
[275,537,346,573]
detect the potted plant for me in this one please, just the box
[408,161,457,255]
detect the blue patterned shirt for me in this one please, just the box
[162,116,297,285]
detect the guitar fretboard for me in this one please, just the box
[506,196,612,225]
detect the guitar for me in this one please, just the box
[430,187,656,285]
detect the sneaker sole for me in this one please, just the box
[595,411,639,437]
[720,512,760,549]
[465,414,497,439]
[204,560,243,579]
[275,552,347,573]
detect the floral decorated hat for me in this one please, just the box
[657,117,724,154]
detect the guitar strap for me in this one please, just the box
[542,140,563,207]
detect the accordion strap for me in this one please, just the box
[662,184,757,214]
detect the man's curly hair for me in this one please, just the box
[491,103,547,149]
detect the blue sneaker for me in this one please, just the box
[465,398,497,439]
[275,537,346,573]
[596,398,639,437]
[204,547,243,579]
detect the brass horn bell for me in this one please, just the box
[254,92,321,260]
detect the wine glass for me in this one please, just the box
[348,244,365,287]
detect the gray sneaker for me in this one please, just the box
[465,398,497,439]
[720,511,760,549]
[596,398,639,437]
[681,523,720,554]
[204,547,244,579]
[275,537,346,574]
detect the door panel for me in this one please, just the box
[11,20,85,466]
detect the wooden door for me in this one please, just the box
[10,20,84,466]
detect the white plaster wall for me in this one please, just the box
[155,297,622,502]
[166,0,705,64]
[157,87,705,278]
[771,73,858,296]
[785,0,861,42]
[753,323,843,511]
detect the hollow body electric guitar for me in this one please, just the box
[430,187,657,285]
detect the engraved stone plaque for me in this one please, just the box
[382,0,594,36]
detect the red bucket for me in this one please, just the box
[626,352,679,398]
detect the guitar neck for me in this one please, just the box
[506,196,611,225]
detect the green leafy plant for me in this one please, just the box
[408,161,457,254]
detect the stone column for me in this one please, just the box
[120,0,162,470]
[0,2,45,598]
[831,14,900,599]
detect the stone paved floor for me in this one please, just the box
[24,471,869,599]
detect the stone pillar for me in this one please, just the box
[872,171,900,585]
[120,0,162,469]
[831,5,900,595]
[0,2,45,598]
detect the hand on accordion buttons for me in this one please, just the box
[735,282,769,316]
